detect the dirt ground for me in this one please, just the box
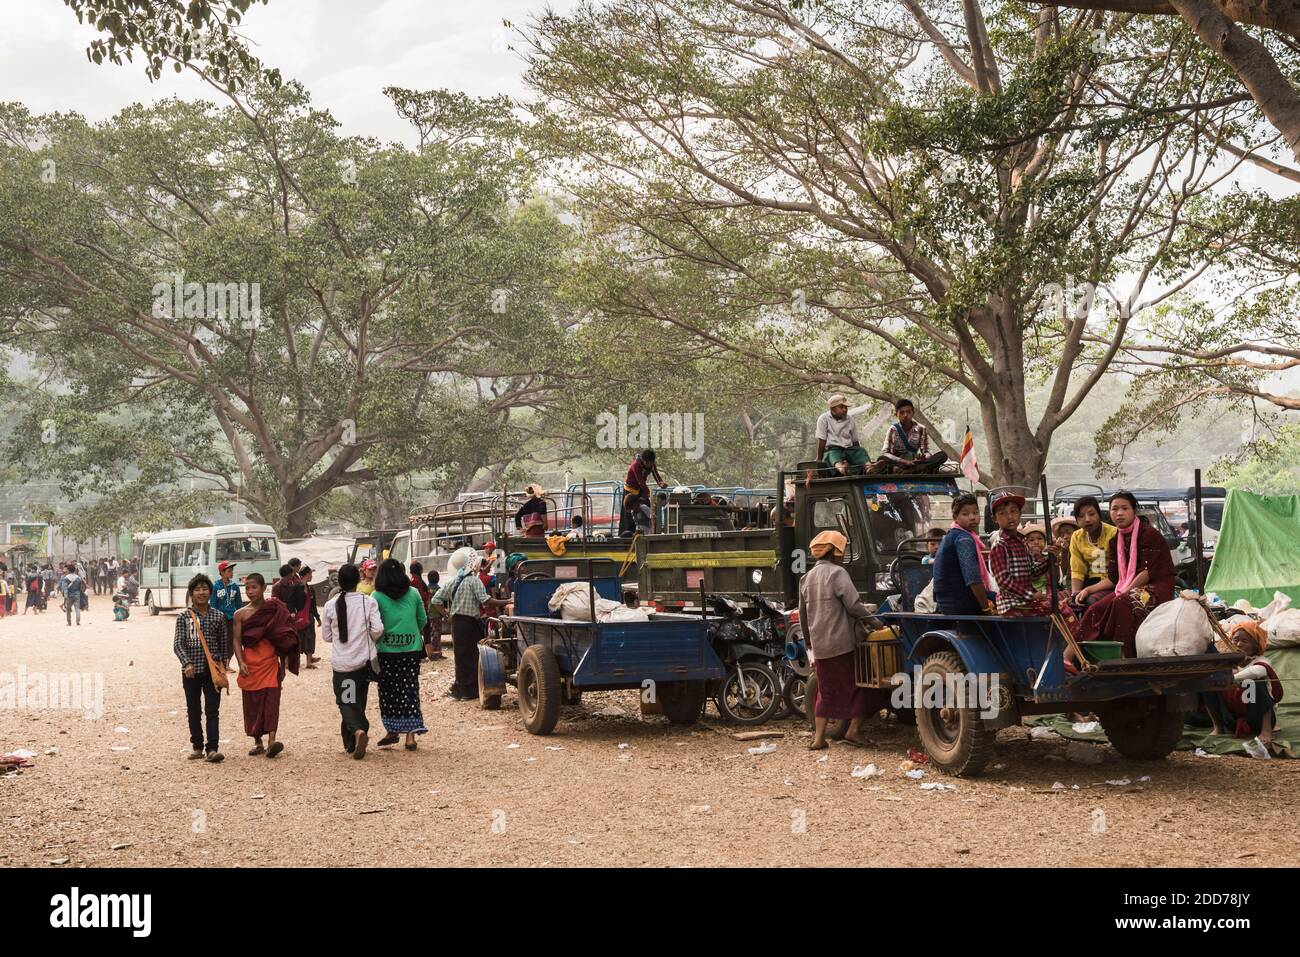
[2,595,1297,868]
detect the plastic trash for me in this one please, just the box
[906,747,930,764]
[747,742,778,755]
[851,763,884,779]
[1051,781,1067,790]
[904,769,925,780]
[1105,778,1132,786]
[1030,726,1058,740]
[1071,721,1101,734]
[919,782,956,791]
[1243,737,1272,760]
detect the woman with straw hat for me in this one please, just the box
[799,530,878,750]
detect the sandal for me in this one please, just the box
[248,744,265,756]
[839,736,869,748]
[808,740,829,751]
[266,741,284,759]
[205,751,224,763]
[377,732,400,747]
[405,742,417,751]
[353,731,368,761]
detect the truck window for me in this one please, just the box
[811,497,859,562]
[388,535,409,564]
[865,492,927,553]
[1203,501,1224,531]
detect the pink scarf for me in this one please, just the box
[951,521,995,593]
[1114,520,1142,594]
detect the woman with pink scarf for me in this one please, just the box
[1075,491,1176,656]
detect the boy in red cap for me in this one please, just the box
[987,490,1059,616]
[212,560,243,621]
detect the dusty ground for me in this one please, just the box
[2,595,1297,868]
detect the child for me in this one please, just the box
[921,527,944,566]
[1021,524,1049,592]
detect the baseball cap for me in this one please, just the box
[217,561,237,573]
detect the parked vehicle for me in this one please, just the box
[139,524,280,615]
[705,594,783,725]
[478,559,725,735]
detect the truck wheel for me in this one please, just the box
[477,655,501,710]
[717,663,781,725]
[1099,705,1186,760]
[659,681,707,725]
[915,651,995,777]
[146,592,159,616]
[517,645,561,735]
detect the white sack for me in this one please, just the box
[548,581,623,621]
[1135,591,1214,657]
[1264,608,1300,649]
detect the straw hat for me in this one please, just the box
[523,483,545,498]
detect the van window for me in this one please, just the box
[145,545,159,568]
[184,541,207,567]
[215,535,277,563]
[170,543,187,567]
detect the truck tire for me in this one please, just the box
[1099,704,1186,760]
[477,655,501,711]
[517,645,561,735]
[915,651,995,777]
[659,681,707,725]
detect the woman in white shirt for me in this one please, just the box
[320,563,384,760]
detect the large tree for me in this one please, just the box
[524,0,1253,487]
[0,81,572,536]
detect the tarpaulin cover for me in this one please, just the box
[1204,490,1300,609]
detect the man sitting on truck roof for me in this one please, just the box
[873,398,949,474]
[619,450,667,536]
[815,394,870,474]
[932,494,995,616]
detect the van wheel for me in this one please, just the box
[146,592,159,616]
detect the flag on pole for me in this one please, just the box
[960,426,979,484]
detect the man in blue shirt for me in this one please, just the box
[211,561,244,621]
[931,493,994,616]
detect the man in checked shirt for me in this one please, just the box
[988,490,1062,617]
[173,573,233,762]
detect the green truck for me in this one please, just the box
[637,470,959,609]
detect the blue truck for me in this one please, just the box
[477,559,725,735]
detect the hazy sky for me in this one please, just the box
[0,0,579,144]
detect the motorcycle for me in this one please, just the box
[705,594,783,725]
[743,594,812,720]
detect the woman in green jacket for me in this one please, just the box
[372,559,429,750]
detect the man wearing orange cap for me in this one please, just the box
[799,529,878,750]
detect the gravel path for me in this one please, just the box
[3,596,1297,867]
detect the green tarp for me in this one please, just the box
[1026,646,1300,758]
[1204,490,1300,609]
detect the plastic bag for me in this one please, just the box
[1265,608,1300,649]
[1134,591,1214,657]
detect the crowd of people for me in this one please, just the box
[0,556,140,624]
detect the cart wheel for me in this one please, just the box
[802,671,848,739]
[146,592,159,616]
[659,681,707,725]
[782,673,808,721]
[1098,703,1186,760]
[517,645,561,735]
[477,656,501,710]
[915,651,995,777]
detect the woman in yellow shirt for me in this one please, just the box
[1069,496,1116,603]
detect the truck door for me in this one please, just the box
[807,494,864,568]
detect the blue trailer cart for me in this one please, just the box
[478,559,725,734]
[868,610,1243,776]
